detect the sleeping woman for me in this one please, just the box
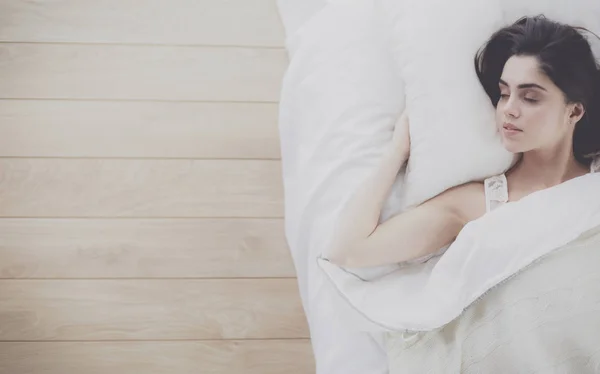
[327,15,600,269]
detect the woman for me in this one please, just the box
[328,15,600,268]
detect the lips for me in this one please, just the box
[503,123,522,132]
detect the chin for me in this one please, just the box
[501,138,526,154]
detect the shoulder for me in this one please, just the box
[426,181,486,225]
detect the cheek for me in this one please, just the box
[524,108,546,127]
[535,103,563,124]
[523,105,567,142]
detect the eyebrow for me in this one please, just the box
[499,79,547,91]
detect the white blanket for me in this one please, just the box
[318,172,600,333]
[386,223,600,373]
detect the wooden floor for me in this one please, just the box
[0,1,314,373]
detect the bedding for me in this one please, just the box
[378,0,515,210]
[276,0,327,47]
[318,171,600,333]
[386,223,600,373]
[275,0,600,373]
[277,2,403,373]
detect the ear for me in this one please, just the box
[569,103,585,125]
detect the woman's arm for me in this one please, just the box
[326,112,410,265]
[326,113,480,268]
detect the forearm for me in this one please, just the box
[327,143,408,262]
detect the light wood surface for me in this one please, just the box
[0,159,283,217]
[0,218,294,278]
[0,279,309,340]
[0,340,313,374]
[0,0,285,47]
[0,43,287,102]
[0,0,312,372]
[0,101,281,159]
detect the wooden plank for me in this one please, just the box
[0,279,309,340]
[0,44,287,102]
[0,0,285,47]
[0,159,283,218]
[0,218,294,278]
[0,101,280,159]
[0,340,315,374]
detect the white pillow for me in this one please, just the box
[378,0,515,210]
[500,0,600,38]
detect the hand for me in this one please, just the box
[392,110,411,159]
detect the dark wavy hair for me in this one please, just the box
[474,15,600,166]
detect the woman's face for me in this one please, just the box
[495,55,578,154]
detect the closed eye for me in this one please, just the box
[499,93,538,103]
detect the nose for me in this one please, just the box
[502,95,520,119]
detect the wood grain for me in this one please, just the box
[0,0,285,47]
[0,100,280,159]
[0,159,283,218]
[0,218,294,278]
[0,1,312,373]
[0,340,314,374]
[0,279,309,340]
[0,43,287,102]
